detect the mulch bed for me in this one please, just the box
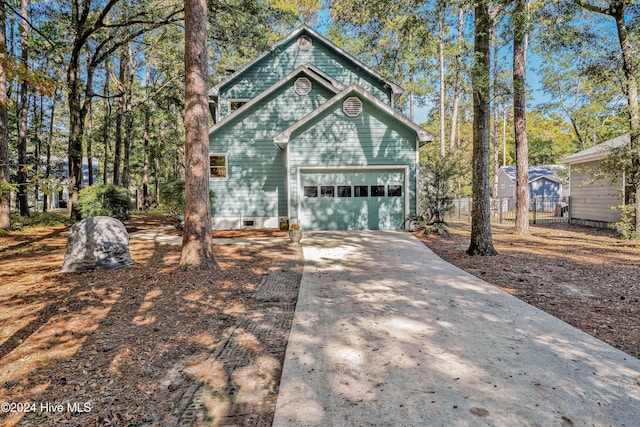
[0,215,301,426]
[415,220,640,359]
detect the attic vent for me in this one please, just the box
[294,77,312,96]
[343,96,363,117]
[297,35,312,51]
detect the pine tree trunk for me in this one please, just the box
[0,1,9,228]
[142,62,150,209]
[67,29,88,220]
[103,61,110,185]
[492,36,500,199]
[450,7,464,151]
[122,43,134,189]
[17,0,29,217]
[43,91,56,212]
[612,7,640,232]
[467,1,498,256]
[113,51,126,186]
[438,5,446,156]
[181,0,215,269]
[34,95,41,210]
[514,0,530,235]
[87,99,93,186]
[67,74,85,221]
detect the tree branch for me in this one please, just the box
[3,2,65,63]
[574,0,611,15]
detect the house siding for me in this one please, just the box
[530,178,562,199]
[569,160,622,224]
[496,170,515,198]
[218,37,391,118]
[286,97,417,221]
[209,79,334,227]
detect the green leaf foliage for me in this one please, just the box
[415,149,460,235]
[158,179,185,217]
[78,184,131,220]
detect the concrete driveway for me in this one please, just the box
[273,231,640,426]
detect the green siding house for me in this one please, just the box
[208,25,433,230]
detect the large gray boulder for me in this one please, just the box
[62,216,134,273]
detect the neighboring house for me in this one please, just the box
[560,133,629,228]
[494,165,568,199]
[208,25,433,230]
[9,156,98,210]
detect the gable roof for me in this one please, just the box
[209,64,341,134]
[272,84,433,150]
[499,165,566,184]
[209,25,404,99]
[560,133,629,165]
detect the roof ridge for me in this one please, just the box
[209,25,404,97]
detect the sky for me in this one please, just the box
[312,8,553,126]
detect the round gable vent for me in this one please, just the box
[297,35,312,51]
[294,77,312,96]
[343,96,363,117]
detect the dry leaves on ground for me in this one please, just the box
[416,220,640,359]
[0,215,298,426]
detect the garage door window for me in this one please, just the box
[388,185,402,196]
[371,185,385,197]
[321,186,335,197]
[338,186,352,197]
[304,186,318,197]
[354,186,368,197]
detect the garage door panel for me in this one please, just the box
[300,170,405,230]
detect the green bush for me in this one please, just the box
[3,211,71,233]
[159,180,186,217]
[414,152,458,235]
[611,204,639,240]
[78,184,130,220]
[159,179,216,216]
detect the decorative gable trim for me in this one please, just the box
[343,96,363,117]
[294,77,312,96]
[209,65,341,134]
[209,25,403,98]
[297,34,312,50]
[302,63,346,91]
[273,84,433,150]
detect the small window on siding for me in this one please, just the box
[321,186,334,197]
[304,186,318,197]
[343,96,363,117]
[354,186,368,197]
[210,154,227,179]
[294,77,312,96]
[338,186,352,197]
[371,185,385,197]
[297,35,312,50]
[388,185,402,197]
[230,100,248,112]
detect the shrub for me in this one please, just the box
[78,184,130,220]
[611,204,639,240]
[415,152,459,235]
[159,179,216,218]
[159,180,185,217]
[4,211,71,233]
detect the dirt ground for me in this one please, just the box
[415,220,640,359]
[2,216,639,426]
[0,215,300,426]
